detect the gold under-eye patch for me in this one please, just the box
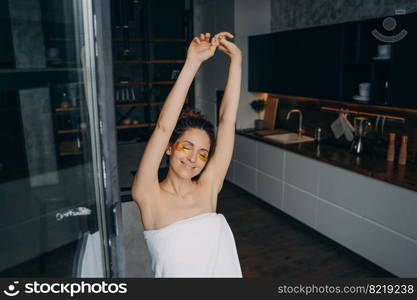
[175,142,208,162]
[198,154,208,162]
[174,142,190,153]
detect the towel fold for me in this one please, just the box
[144,212,242,278]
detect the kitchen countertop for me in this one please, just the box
[237,129,417,193]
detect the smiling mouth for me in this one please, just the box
[180,161,195,169]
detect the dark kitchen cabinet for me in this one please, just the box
[390,13,417,109]
[249,24,343,100]
[0,1,14,68]
[249,12,417,109]
[248,34,274,93]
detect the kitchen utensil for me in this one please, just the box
[381,117,386,136]
[350,116,372,155]
[377,45,391,59]
[375,116,380,136]
[399,135,408,165]
[331,114,344,139]
[359,82,371,98]
[314,127,324,144]
[130,88,135,102]
[387,132,396,162]
[342,113,354,141]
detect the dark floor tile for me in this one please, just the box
[220,181,395,278]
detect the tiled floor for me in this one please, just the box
[217,181,395,278]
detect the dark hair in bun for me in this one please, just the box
[169,107,216,158]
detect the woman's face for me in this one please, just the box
[166,128,211,179]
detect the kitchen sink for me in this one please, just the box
[264,132,314,144]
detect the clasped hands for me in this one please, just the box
[187,32,241,64]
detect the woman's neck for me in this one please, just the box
[161,169,196,197]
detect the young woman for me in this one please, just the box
[132,32,242,277]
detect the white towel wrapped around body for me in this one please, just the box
[143,212,242,278]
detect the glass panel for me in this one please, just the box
[0,0,106,277]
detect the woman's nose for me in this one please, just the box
[187,151,197,163]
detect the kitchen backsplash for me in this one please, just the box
[272,94,417,164]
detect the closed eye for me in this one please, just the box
[198,153,208,162]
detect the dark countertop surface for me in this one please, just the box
[237,129,417,193]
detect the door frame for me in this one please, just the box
[91,0,125,277]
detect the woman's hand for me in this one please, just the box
[212,32,241,60]
[186,33,217,64]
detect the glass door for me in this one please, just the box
[0,0,111,277]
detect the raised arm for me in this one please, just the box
[132,33,217,203]
[200,32,242,195]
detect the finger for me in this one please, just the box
[194,37,201,44]
[211,36,219,46]
[216,32,234,39]
[205,32,210,40]
[199,33,205,40]
[219,38,232,46]
[218,45,228,53]
[215,33,225,40]
[213,32,224,40]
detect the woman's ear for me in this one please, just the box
[166,144,172,156]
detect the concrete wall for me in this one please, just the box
[271,0,417,32]
[193,0,271,129]
[193,0,235,127]
[234,0,271,129]
[194,0,417,129]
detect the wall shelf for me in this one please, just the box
[117,123,155,129]
[111,0,191,144]
[50,37,186,43]
[113,59,185,64]
[56,107,80,112]
[114,81,175,86]
[59,151,82,156]
[116,102,163,108]
[57,129,83,134]
[112,38,186,43]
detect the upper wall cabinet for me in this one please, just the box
[248,34,274,93]
[390,13,417,109]
[249,12,417,109]
[249,23,343,100]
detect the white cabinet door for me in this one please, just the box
[319,161,417,241]
[318,161,372,217]
[234,160,257,195]
[256,141,285,179]
[316,198,370,260]
[282,183,317,229]
[360,217,417,277]
[366,180,417,241]
[285,151,320,195]
[256,171,283,209]
[234,135,257,168]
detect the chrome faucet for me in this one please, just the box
[286,109,303,137]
